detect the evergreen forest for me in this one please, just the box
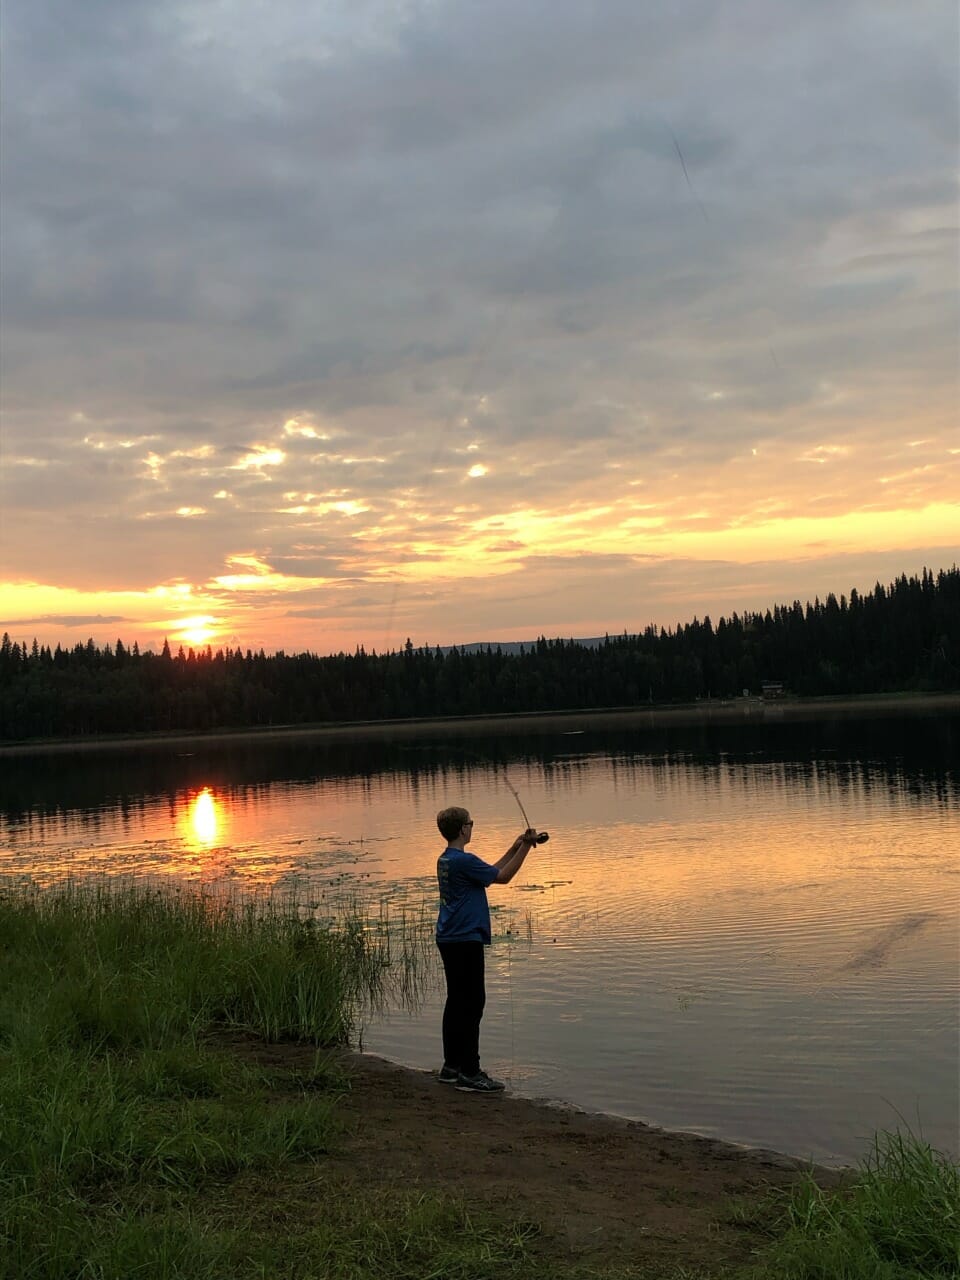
[1,567,957,742]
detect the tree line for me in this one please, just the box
[1,567,956,741]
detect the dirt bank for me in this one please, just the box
[229,1036,845,1276]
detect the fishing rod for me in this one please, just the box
[498,763,549,844]
[419,740,551,844]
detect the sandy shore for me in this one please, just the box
[2,691,956,756]
[225,1035,845,1276]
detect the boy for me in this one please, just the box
[434,805,539,1092]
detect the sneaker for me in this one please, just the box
[456,1069,505,1093]
[437,1065,459,1084]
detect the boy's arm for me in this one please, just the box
[493,831,538,884]
[492,834,525,871]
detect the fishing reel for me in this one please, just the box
[529,831,550,844]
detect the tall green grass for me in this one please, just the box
[748,1129,959,1279]
[0,879,387,1051]
[0,880,555,1279]
[0,879,479,1279]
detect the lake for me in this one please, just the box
[2,705,957,1167]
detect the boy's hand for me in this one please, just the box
[521,828,539,845]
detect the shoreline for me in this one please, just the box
[244,1039,851,1274]
[346,1047,847,1177]
[219,1034,852,1274]
[2,689,957,756]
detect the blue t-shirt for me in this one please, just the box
[436,847,499,944]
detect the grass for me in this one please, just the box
[0,880,558,1280]
[742,1130,959,1278]
[0,880,956,1279]
[2,1189,543,1280]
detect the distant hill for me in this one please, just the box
[450,637,610,655]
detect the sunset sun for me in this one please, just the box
[175,617,218,648]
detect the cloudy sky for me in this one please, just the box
[2,0,957,655]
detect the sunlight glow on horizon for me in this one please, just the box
[173,616,219,647]
[1,499,957,655]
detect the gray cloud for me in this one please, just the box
[1,0,957,645]
[1,614,129,628]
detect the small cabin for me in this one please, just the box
[761,681,785,700]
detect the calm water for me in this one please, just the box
[2,709,957,1166]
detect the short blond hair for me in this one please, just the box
[437,806,470,842]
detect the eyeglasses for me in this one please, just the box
[461,820,474,827]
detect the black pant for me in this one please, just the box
[437,941,485,1076]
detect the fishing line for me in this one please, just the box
[381,111,710,653]
[494,756,532,1086]
[668,127,709,224]
[393,113,712,986]
[505,920,517,1081]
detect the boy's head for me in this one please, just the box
[437,806,472,843]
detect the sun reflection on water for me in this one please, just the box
[190,788,220,846]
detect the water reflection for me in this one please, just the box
[188,788,220,847]
[1,709,958,836]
